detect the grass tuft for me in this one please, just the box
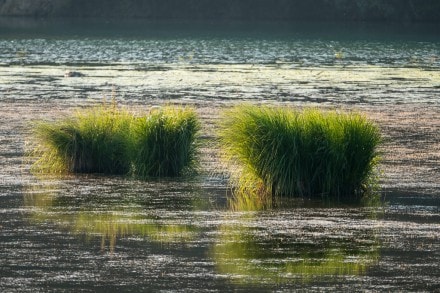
[31,105,133,174]
[218,104,381,202]
[130,107,200,178]
[30,104,200,178]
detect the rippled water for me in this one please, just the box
[1,175,439,292]
[3,35,440,67]
[2,20,440,68]
[1,19,439,292]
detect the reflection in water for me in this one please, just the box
[213,220,380,285]
[213,194,381,286]
[72,212,195,252]
[22,176,382,288]
[23,179,198,252]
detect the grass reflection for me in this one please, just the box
[23,180,197,252]
[213,220,380,285]
[214,193,381,286]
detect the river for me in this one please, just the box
[0,18,439,292]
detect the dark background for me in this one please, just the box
[0,0,439,23]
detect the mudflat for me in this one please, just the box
[1,64,439,192]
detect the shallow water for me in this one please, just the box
[1,175,439,292]
[1,19,440,292]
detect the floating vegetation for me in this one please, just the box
[29,103,200,178]
[218,105,382,202]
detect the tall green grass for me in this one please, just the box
[130,107,200,178]
[31,105,133,174]
[30,104,200,178]
[218,105,381,202]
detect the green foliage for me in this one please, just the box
[30,104,200,178]
[218,105,381,202]
[32,105,133,174]
[130,107,200,178]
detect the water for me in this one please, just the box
[1,19,439,67]
[1,19,440,292]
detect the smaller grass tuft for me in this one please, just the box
[130,107,201,178]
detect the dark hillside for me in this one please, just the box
[0,0,439,23]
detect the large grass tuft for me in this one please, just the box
[218,105,381,202]
[31,105,133,174]
[30,104,200,178]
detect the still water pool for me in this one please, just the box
[0,19,439,292]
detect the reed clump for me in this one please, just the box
[130,107,200,178]
[32,105,133,174]
[30,104,200,178]
[218,105,381,202]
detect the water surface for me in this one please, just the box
[0,19,439,292]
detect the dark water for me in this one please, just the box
[1,19,440,292]
[1,18,440,67]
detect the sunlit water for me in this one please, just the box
[1,19,439,292]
